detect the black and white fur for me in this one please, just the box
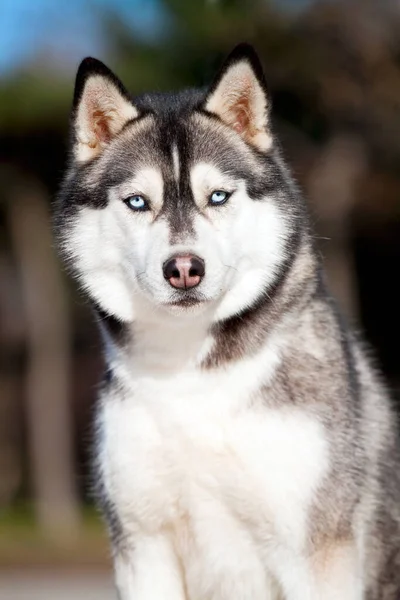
[55,44,400,599]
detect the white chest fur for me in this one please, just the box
[98,340,329,599]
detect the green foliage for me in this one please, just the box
[0,1,307,129]
[1,0,400,179]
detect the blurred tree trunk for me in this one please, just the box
[0,255,25,507]
[0,373,22,506]
[7,175,80,538]
[308,134,366,322]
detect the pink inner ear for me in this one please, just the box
[233,119,245,133]
[233,110,248,133]
[93,110,112,145]
[231,98,252,136]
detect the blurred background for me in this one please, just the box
[1,0,400,596]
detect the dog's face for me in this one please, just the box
[57,45,299,323]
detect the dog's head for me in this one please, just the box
[56,44,303,324]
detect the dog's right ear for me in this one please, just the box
[71,58,139,163]
[203,44,272,152]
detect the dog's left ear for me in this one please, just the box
[72,57,139,162]
[203,44,272,151]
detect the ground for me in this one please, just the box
[0,508,115,598]
[0,570,116,599]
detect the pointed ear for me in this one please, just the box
[203,44,272,151]
[72,58,139,162]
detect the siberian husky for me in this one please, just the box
[55,44,400,599]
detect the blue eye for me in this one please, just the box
[124,195,149,211]
[209,190,230,206]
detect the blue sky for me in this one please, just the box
[0,0,163,75]
[0,0,314,77]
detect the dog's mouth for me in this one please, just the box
[166,290,208,309]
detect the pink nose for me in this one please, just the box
[163,254,205,289]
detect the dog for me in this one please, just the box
[55,43,400,599]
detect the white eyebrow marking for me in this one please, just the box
[172,144,180,181]
[190,162,236,208]
[117,167,164,212]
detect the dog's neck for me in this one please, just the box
[129,309,213,373]
[99,301,217,376]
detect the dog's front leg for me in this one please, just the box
[275,539,363,600]
[114,533,187,600]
